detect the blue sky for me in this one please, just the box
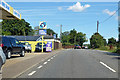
[8,2,118,44]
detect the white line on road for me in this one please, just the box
[51,57,53,59]
[43,62,48,65]
[100,61,116,73]
[38,65,43,69]
[48,59,51,62]
[53,56,56,57]
[28,71,36,76]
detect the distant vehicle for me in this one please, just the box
[82,46,88,49]
[0,36,25,59]
[35,42,46,52]
[0,46,6,79]
[74,45,81,49]
[21,42,32,53]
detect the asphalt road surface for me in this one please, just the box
[17,49,119,78]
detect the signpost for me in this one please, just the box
[39,21,47,53]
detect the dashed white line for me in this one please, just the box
[53,56,56,57]
[51,57,53,59]
[48,59,51,62]
[43,62,48,65]
[100,61,116,73]
[28,71,36,76]
[38,65,43,69]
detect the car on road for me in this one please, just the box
[0,36,25,59]
[35,42,46,52]
[74,45,81,49]
[21,42,32,53]
[0,46,6,79]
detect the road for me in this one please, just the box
[16,49,119,78]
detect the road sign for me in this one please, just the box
[39,21,47,29]
[39,29,47,35]
[53,34,56,38]
[46,42,52,52]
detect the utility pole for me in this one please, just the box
[60,24,62,42]
[97,21,99,33]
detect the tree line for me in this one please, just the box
[61,29,87,46]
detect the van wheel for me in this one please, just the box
[20,49,25,57]
[6,50,11,59]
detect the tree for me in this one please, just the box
[47,28,58,38]
[76,32,87,46]
[61,29,87,46]
[2,19,34,36]
[90,33,105,48]
[108,37,117,46]
[61,31,70,44]
[69,29,77,44]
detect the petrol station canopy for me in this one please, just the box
[0,0,21,20]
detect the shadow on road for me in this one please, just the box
[104,52,120,56]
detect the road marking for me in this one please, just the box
[51,57,53,59]
[38,65,43,69]
[43,62,48,65]
[28,71,36,76]
[48,59,51,62]
[100,61,116,73]
[53,56,56,57]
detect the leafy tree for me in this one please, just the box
[108,37,117,46]
[2,19,34,36]
[47,28,58,38]
[76,32,87,46]
[61,29,87,46]
[69,29,77,44]
[90,33,105,48]
[61,31,70,44]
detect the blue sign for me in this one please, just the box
[1,1,10,12]
[53,34,56,39]
[46,42,52,52]
[13,10,20,18]
[39,29,47,35]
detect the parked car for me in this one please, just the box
[35,42,46,52]
[21,42,32,53]
[0,36,25,59]
[74,45,81,49]
[0,46,6,79]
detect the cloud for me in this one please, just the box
[58,7,62,11]
[103,9,116,16]
[67,2,91,12]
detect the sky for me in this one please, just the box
[7,2,119,44]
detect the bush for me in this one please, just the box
[116,47,120,54]
[99,46,109,50]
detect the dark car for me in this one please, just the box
[74,45,81,49]
[35,42,46,52]
[21,42,32,53]
[0,36,25,59]
[0,46,6,79]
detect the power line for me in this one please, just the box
[99,7,120,24]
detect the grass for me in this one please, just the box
[95,46,117,53]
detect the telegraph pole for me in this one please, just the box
[60,24,62,42]
[97,21,99,33]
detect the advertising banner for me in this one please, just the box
[39,29,47,35]
[46,42,52,52]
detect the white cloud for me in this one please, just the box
[103,9,116,16]
[67,2,91,12]
[58,7,62,11]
